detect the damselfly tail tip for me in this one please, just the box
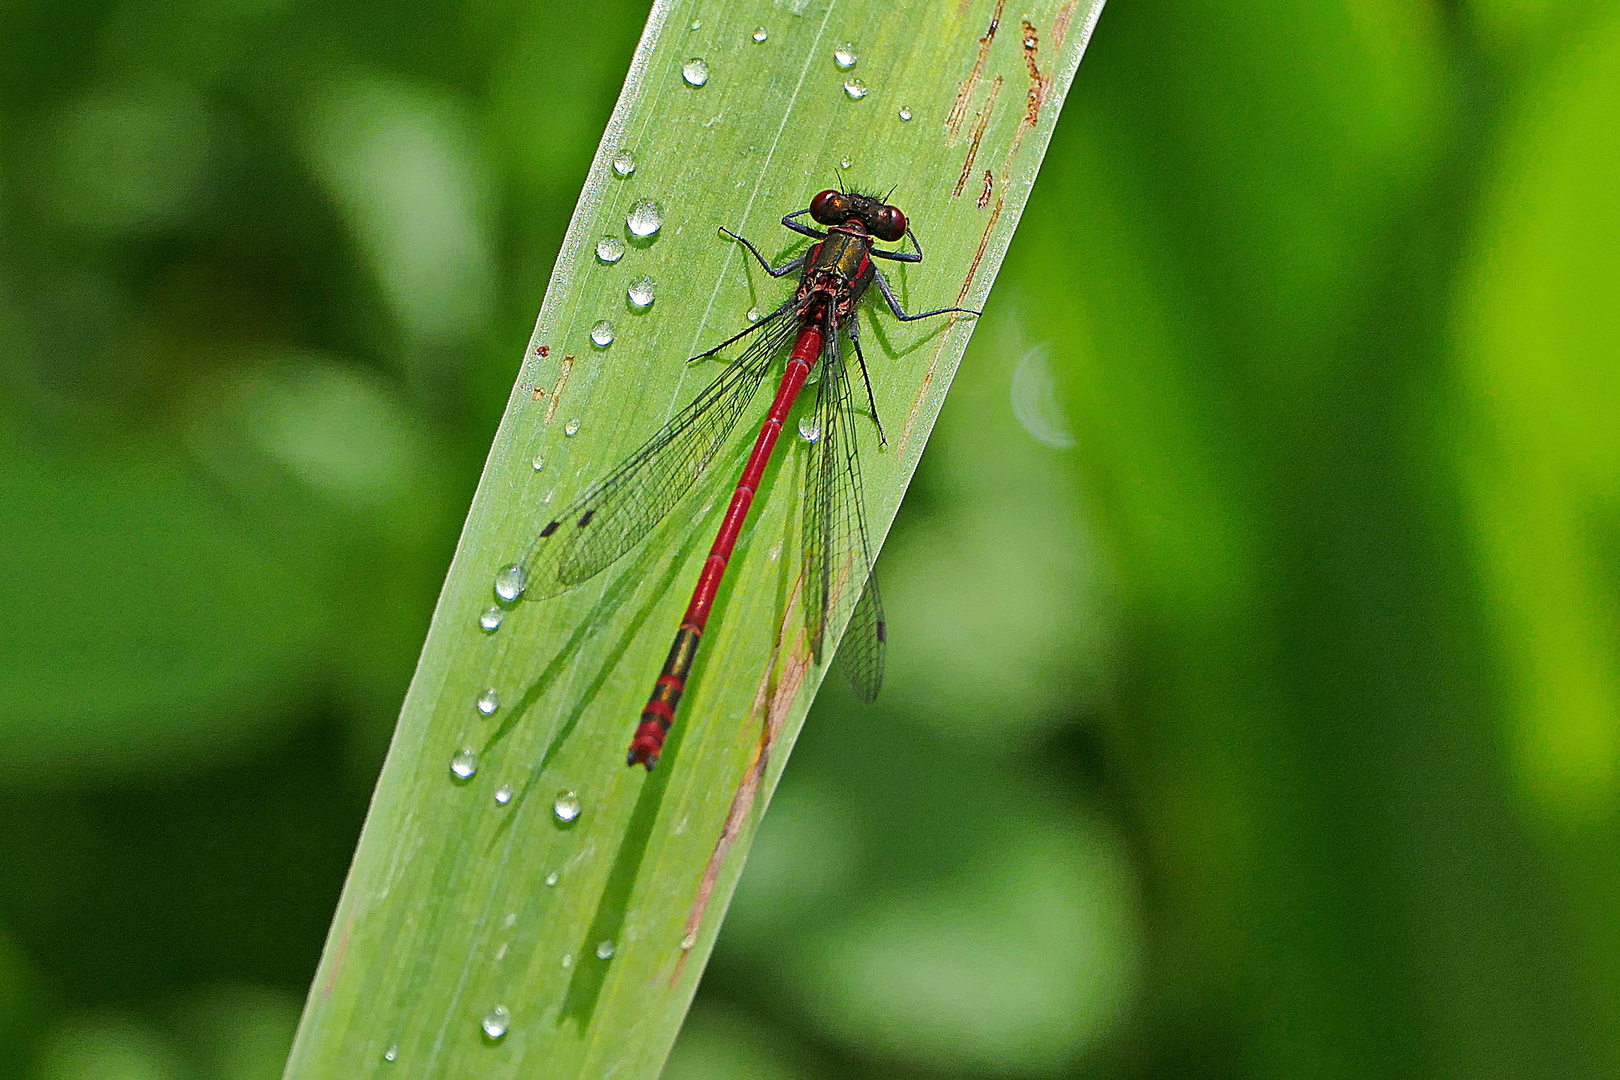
[627,723,665,770]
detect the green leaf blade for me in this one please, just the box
[284,0,1106,1075]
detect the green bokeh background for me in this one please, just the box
[3,0,1619,1076]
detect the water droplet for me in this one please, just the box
[839,157,853,170]
[898,105,912,122]
[627,277,656,309]
[590,320,615,347]
[383,1045,399,1062]
[843,79,867,100]
[545,871,560,887]
[495,564,527,602]
[682,58,709,87]
[553,790,582,823]
[596,939,616,960]
[689,18,701,29]
[746,306,761,323]
[531,452,546,472]
[561,953,573,968]
[626,199,663,238]
[476,688,500,716]
[450,750,479,781]
[611,152,635,177]
[798,416,822,442]
[494,784,513,805]
[680,932,697,951]
[595,236,625,263]
[479,606,504,632]
[752,26,768,42]
[834,43,858,69]
[564,418,580,437]
[481,1006,510,1041]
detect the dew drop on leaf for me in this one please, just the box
[481,1006,510,1041]
[626,199,663,238]
[494,564,527,601]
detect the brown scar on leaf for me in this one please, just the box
[963,196,1004,290]
[946,0,1005,142]
[978,169,995,209]
[542,354,575,425]
[531,385,547,401]
[953,75,1003,198]
[1051,0,1079,53]
[1021,20,1046,127]
[999,21,1049,176]
[536,343,550,358]
[898,196,1002,456]
[322,911,355,997]
[671,572,809,986]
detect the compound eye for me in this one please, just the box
[810,189,849,225]
[872,204,907,242]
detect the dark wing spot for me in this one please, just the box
[579,509,596,528]
[876,620,888,644]
[539,521,560,538]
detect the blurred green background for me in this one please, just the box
[3,0,1619,1076]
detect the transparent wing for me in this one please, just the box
[521,306,802,599]
[803,319,886,702]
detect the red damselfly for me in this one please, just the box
[520,189,978,769]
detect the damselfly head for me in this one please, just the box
[809,189,907,242]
